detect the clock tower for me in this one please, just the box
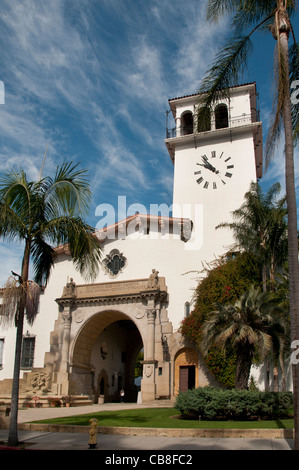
[165,82,263,259]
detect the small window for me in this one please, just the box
[185,302,190,317]
[181,111,193,135]
[21,336,35,368]
[0,338,4,368]
[102,249,127,278]
[107,254,124,276]
[215,104,228,129]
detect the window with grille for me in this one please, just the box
[21,336,35,368]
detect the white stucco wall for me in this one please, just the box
[0,84,263,387]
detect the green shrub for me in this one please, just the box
[175,387,293,421]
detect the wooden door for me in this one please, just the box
[179,366,196,392]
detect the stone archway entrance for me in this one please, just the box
[71,313,143,402]
[42,273,174,403]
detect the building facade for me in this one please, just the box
[0,83,265,404]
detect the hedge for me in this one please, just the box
[175,387,293,421]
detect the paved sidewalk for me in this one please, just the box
[16,401,173,423]
[0,428,294,450]
[0,402,294,451]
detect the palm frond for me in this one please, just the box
[30,235,56,286]
[68,222,102,282]
[202,1,277,106]
[44,162,91,218]
[199,34,253,98]
[0,170,32,232]
[206,0,243,22]
[207,0,295,26]
[0,276,22,327]
[0,203,27,241]
[43,215,102,282]
[25,281,41,325]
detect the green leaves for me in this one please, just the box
[175,386,294,420]
[199,34,253,97]
[0,162,102,289]
[216,181,288,282]
[43,162,92,219]
[200,285,288,388]
[199,1,298,147]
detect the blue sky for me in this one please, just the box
[0,0,298,286]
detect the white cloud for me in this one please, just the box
[0,0,296,286]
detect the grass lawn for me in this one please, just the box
[32,407,294,430]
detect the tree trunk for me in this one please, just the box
[235,345,252,390]
[273,366,279,392]
[7,239,30,447]
[279,27,299,450]
[262,263,267,293]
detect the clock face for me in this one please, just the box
[194,150,234,189]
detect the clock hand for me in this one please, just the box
[197,161,219,174]
[202,155,219,173]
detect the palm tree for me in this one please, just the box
[198,1,299,447]
[217,181,288,292]
[217,181,289,391]
[267,270,291,389]
[201,286,287,390]
[0,162,102,447]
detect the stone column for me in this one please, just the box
[55,303,73,395]
[141,300,157,401]
[176,116,181,137]
[60,305,72,373]
[146,307,156,360]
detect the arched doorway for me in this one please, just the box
[174,348,199,395]
[71,312,143,402]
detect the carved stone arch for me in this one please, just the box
[70,309,144,371]
[69,309,144,401]
[46,275,172,402]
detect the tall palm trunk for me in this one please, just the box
[7,239,30,447]
[279,21,299,449]
[235,345,252,389]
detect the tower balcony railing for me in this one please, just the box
[166,113,257,139]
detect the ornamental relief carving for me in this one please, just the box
[57,273,167,304]
[144,364,154,378]
[22,371,52,393]
[134,307,145,320]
